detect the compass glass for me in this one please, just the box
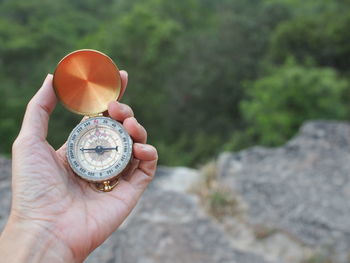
[67,117,132,182]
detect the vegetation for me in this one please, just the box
[0,0,349,166]
[189,161,241,219]
[241,58,348,145]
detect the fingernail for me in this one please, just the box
[138,144,148,151]
[135,118,142,127]
[138,143,145,149]
[120,104,129,114]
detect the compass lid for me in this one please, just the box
[53,49,121,116]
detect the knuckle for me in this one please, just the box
[12,135,36,151]
[12,137,21,151]
[145,172,154,182]
[139,167,155,183]
[26,98,35,111]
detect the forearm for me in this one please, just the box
[0,217,75,263]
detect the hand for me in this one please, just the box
[0,72,158,262]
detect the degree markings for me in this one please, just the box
[67,117,132,181]
[77,124,123,172]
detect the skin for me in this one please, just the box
[0,71,158,262]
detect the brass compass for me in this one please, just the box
[53,49,133,192]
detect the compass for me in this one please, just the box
[53,49,133,192]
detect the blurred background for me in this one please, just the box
[1,0,350,262]
[0,0,349,167]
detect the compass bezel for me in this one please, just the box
[66,116,133,182]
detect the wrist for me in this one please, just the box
[0,215,75,263]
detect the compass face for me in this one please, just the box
[67,117,133,182]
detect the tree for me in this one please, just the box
[241,58,348,145]
[270,9,350,72]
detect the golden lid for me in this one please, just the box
[53,49,121,115]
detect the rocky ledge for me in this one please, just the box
[218,121,350,263]
[0,121,350,263]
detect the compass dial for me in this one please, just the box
[67,117,133,182]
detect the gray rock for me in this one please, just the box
[87,179,269,263]
[0,157,11,230]
[4,120,350,262]
[152,166,201,193]
[218,121,350,262]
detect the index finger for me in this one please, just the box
[117,70,128,100]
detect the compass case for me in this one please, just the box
[53,49,121,116]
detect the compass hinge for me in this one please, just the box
[92,179,119,192]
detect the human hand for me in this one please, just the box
[0,72,158,262]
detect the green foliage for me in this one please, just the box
[157,133,221,166]
[270,7,350,71]
[241,58,348,145]
[0,0,350,166]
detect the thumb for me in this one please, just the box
[19,74,57,141]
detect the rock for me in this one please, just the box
[3,120,350,262]
[218,121,350,263]
[152,166,201,193]
[0,157,11,230]
[87,170,270,263]
[0,157,11,181]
